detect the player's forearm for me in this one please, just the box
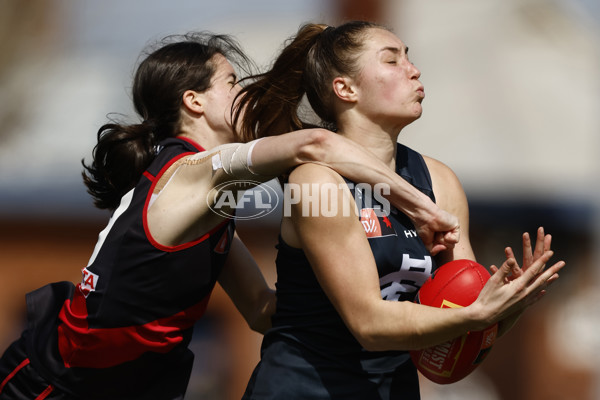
[351,297,481,352]
[317,133,444,226]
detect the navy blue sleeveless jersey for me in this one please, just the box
[243,143,437,400]
[20,137,235,399]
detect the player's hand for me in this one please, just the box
[415,208,460,256]
[490,227,554,283]
[489,227,559,335]
[474,246,565,331]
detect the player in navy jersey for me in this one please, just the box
[234,21,566,399]
[0,32,462,399]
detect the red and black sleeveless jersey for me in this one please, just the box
[243,143,436,400]
[24,137,235,399]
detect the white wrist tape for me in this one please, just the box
[197,139,262,180]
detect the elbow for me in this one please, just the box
[349,322,394,352]
[355,334,382,352]
[347,315,421,352]
[248,317,270,335]
[354,328,421,352]
[246,289,276,334]
[296,128,336,164]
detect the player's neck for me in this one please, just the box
[178,121,234,151]
[337,122,400,169]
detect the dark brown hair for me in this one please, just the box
[82,32,252,210]
[234,21,384,142]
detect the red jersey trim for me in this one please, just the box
[36,385,55,400]
[0,358,30,394]
[143,171,155,182]
[57,289,211,369]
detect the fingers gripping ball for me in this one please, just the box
[410,259,498,385]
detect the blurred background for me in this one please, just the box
[0,0,598,399]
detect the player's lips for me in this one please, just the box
[416,86,425,98]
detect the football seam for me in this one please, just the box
[433,265,486,305]
[433,266,470,303]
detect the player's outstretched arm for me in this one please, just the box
[250,128,459,254]
[147,129,458,250]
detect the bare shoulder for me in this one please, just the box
[422,155,458,180]
[422,154,466,208]
[422,155,464,190]
[288,163,346,185]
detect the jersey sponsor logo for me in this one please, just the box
[404,229,418,238]
[79,267,99,297]
[360,208,396,238]
[380,254,433,301]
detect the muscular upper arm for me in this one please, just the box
[286,164,383,339]
[423,156,475,263]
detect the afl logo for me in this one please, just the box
[208,180,280,220]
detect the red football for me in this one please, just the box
[410,259,498,385]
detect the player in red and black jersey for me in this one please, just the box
[0,32,461,399]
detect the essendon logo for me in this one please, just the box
[79,267,99,297]
[360,208,396,238]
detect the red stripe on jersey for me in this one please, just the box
[0,358,30,394]
[35,385,55,400]
[57,288,210,368]
[143,171,155,181]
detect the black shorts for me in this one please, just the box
[0,333,74,400]
[243,337,421,400]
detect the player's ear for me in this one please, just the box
[332,76,358,103]
[182,90,203,115]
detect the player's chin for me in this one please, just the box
[409,104,423,120]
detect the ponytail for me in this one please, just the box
[82,119,157,210]
[234,24,329,142]
[235,21,382,142]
